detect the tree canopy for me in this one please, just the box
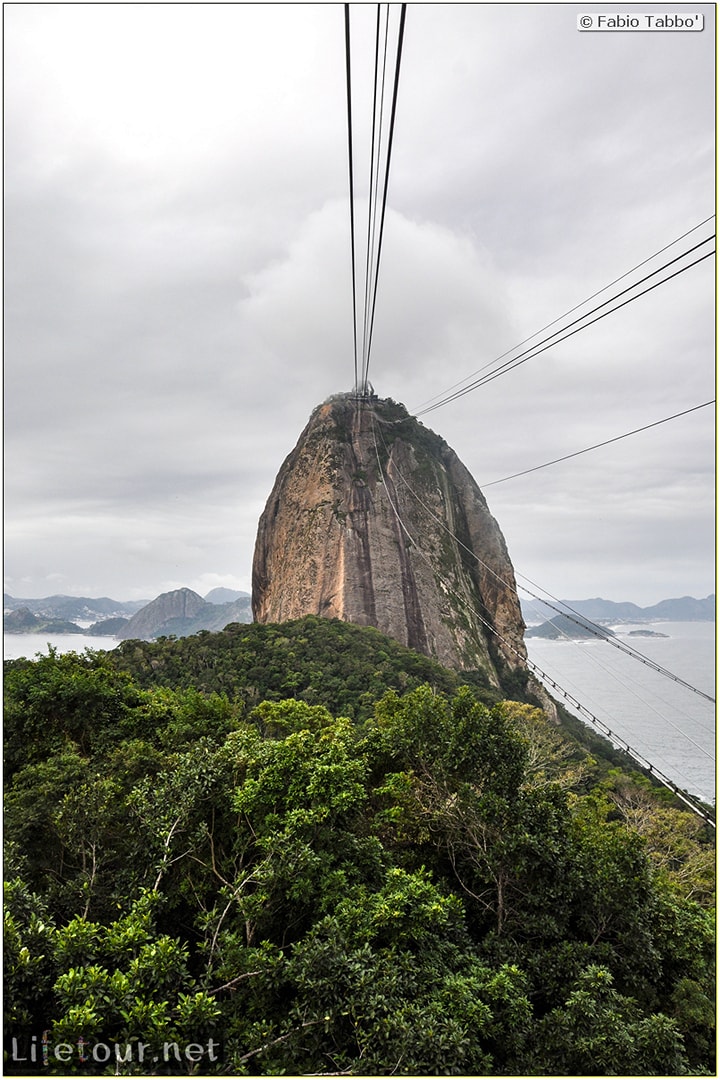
[3,630,715,1075]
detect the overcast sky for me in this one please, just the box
[5,2,715,607]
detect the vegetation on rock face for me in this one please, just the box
[3,629,715,1076]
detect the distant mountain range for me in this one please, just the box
[4,589,252,639]
[3,593,148,621]
[4,590,713,642]
[521,594,714,627]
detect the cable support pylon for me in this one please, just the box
[369,416,715,828]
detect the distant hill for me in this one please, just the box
[521,594,714,626]
[4,606,84,635]
[526,614,616,641]
[642,595,715,621]
[204,587,249,604]
[4,589,252,639]
[117,588,253,641]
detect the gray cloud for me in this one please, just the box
[4,3,715,606]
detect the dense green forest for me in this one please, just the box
[4,618,715,1075]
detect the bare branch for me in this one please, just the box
[237,1019,326,1064]
[209,864,266,962]
[303,1071,353,1076]
[208,970,262,996]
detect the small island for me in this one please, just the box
[525,614,614,641]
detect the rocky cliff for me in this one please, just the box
[252,394,527,686]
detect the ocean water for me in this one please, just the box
[526,621,715,804]
[4,632,121,660]
[4,621,715,804]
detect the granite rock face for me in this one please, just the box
[252,395,527,685]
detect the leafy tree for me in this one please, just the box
[3,649,143,777]
[47,892,220,1076]
[4,877,57,1039]
[530,964,688,1075]
[604,769,716,903]
[3,642,714,1076]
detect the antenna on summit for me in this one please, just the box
[352,380,377,402]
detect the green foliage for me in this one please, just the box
[530,964,688,1075]
[111,615,464,715]
[602,768,717,902]
[3,648,144,778]
[4,878,56,1034]
[3,641,715,1075]
[45,893,221,1074]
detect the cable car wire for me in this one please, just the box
[413,215,716,413]
[480,399,715,487]
[360,7,388,384]
[522,596,714,753]
[345,4,407,396]
[369,414,714,826]
[513,567,717,707]
[344,4,360,393]
[417,239,714,416]
[364,3,406,393]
